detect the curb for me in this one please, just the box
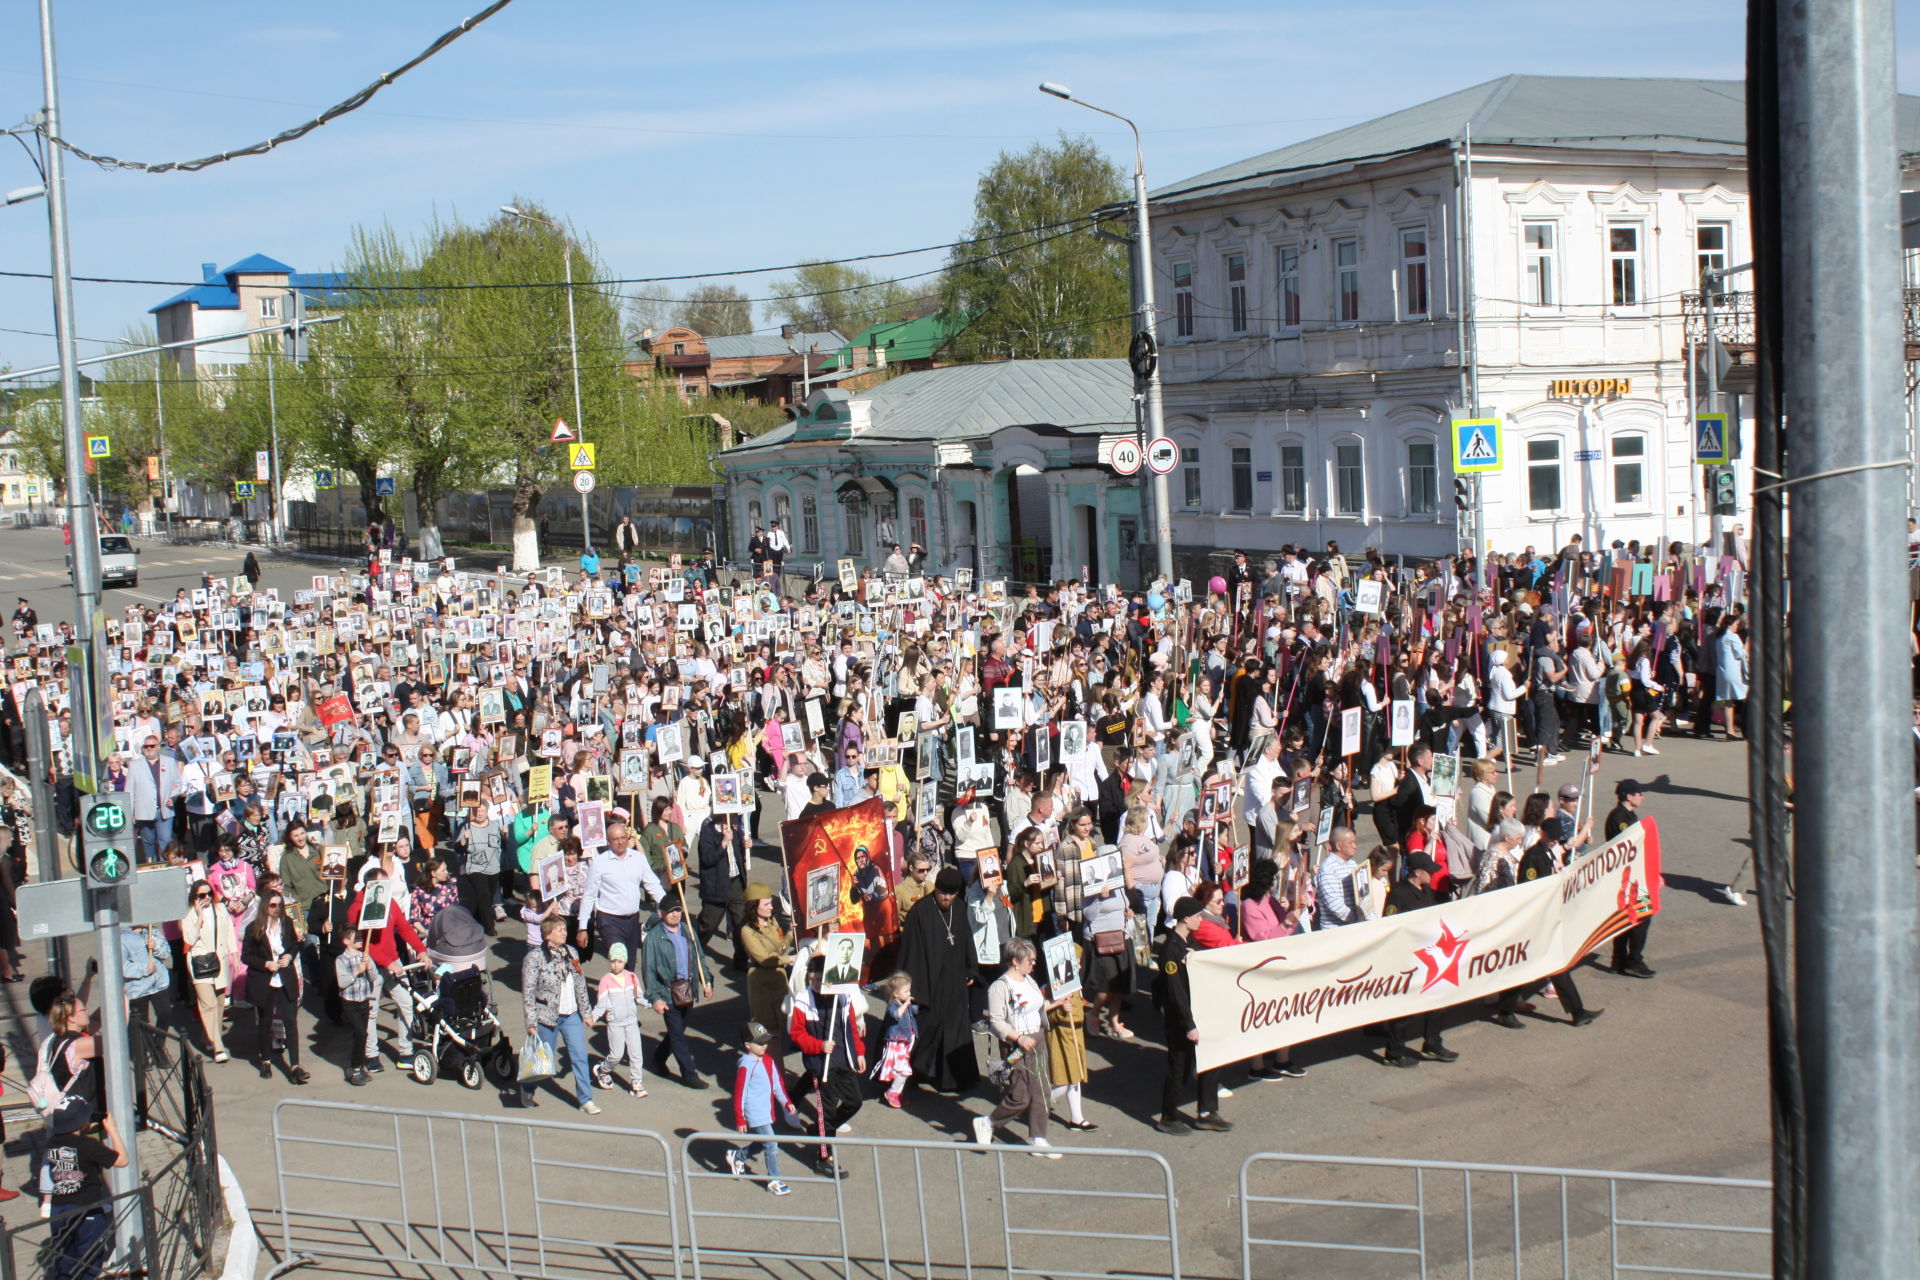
[217,1155,262,1280]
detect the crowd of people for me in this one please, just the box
[0,527,1738,1222]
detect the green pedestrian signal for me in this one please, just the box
[81,792,134,887]
[87,847,129,887]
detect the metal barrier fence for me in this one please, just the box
[679,1130,1181,1280]
[1239,1153,1770,1280]
[269,1099,683,1280]
[0,1022,219,1280]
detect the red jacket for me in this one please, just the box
[348,889,425,969]
[1191,918,1238,950]
[732,1053,793,1129]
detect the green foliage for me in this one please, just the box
[766,260,931,338]
[944,132,1130,360]
[673,284,753,336]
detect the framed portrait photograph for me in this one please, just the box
[320,844,350,881]
[991,686,1025,731]
[1354,578,1384,615]
[804,862,840,929]
[358,879,395,932]
[1430,751,1461,799]
[661,839,688,884]
[619,752,649,789]
[1042,932,1082,1001]
[537,853,567,902]
[577,801,608,848]
[821,931,866,995]
[955,725,976,768]
[655,723,685,764]
[1059,720,1087,761]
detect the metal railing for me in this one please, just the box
[1238,1152,1770,1280]
[679,1130,1180,1280]
[1684,286,1920,348]
[269,1099,684,1280]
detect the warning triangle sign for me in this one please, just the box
[1459,427,1496,463]
[550,418,575,443]
[571,443,596,469]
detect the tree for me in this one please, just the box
[766,260,929,338]
[943,132,1130,361]
[674,284,752,336]
[428,205,628,570]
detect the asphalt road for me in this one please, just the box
[0,524,1775,1279]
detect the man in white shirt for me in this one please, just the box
[766,521,791,570]
[1243,737,1283,830]
[1316,827,1363,927]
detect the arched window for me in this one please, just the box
[1611,433,1647,505]
[800,492,819,553]
[1527,438,1563,512]
[907,495,927,550]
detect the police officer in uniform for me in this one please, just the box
[1604,779,1656,978]
[1489,834,1604,1029]
[1153,897,1231,1136]
[1380,853,1460,1067]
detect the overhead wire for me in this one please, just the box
[36,0,517,174]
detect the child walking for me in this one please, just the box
[590,942,648,1097]
[335,930,375,1086]
[873,973,917,1107]
[727,1021,800,1196]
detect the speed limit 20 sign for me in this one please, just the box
[1110,439,1143,476]
[1146,436,1179,475]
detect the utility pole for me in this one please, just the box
[1778,1,1920,1276]
[153,360,171,535]
[37,0,142,1266]
[1040,83,1173,585]
[503,206,587,555]
[22,688,69,981]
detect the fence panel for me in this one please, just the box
[269,1099,682,1280]
[1239,1153,1770,1280]
[680,1130,1180,1280]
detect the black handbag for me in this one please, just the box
[189,953,220,981]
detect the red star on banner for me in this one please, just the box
[1413,920,1470,993]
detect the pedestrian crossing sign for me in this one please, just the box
[1452,418,1502,473]
[1694,412,1730,464]
[234,481,256,499]
[85,435,110,459]
[569,443,597,470]
[315,468,335,490]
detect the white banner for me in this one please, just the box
[1190,819,1664,1071]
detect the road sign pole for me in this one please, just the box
[78,793,141,1261]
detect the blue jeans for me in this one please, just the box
[133,820,161,865]
[51,1205,111,1280]
[648,1002,700,1081]
[741,1123,783,1179]
[536,1013,594,1106]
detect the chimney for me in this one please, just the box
[201,262,219,283]
[780,323,797,340]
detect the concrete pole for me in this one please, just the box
[36,0,99,794]
[1130,163,1173,586]
[153,361,171,535]
[1778,0,1920,1273]
[563,242,587,554]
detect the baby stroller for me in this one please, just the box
[404,906,516,1090]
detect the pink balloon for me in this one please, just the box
[1208,575,1228,595]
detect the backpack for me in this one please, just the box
[27,1033,90,1129]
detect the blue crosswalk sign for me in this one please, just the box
[375,477,396,497]
[1451,418,1502,473]
[1694,413,1730,464]
[315,468,335,490]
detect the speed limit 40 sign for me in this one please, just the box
[1110,439,1143,476]
[1147,436,1179,475]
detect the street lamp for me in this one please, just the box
[501,204,590,555]
[1039,82,1173,585]
[3,184,45,206]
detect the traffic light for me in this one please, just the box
[1711,467,1737,515]
[80,792,132,889]
[1454,476,1473,509]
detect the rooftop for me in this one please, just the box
[723,358,1132,456]
[705,330,844,360]
[149,256,353,314]
[1153,74,1920,204]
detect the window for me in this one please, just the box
[1172,261,1194,337]
[1398,227,1429,318]
[907,496,927,550]
[1278,444,1307,514]
[772,491,792,538]
[1230,447,1253,513]
[1335,442,1364,515]
[1527,438,1563,511]
[1522,221,1557,306]
[1608,224,1641,306]
[1181,446,1202,508]
[1612,434,1646,505]
[1275,244,1301,327]
[1224,253,1248,333]
[259,295,279,320]
[843,502,864,555]
[671,342,685,355]
[1334,239,1360,322]
[746,499,763,539]
[1407,440,1438,515]
[800,493,819,553]
[1696,222,1730,292]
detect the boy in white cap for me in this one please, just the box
[590,942,648,1097]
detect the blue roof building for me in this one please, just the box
[149,255,347,378]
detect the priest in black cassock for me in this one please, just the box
[897,866,980,1092]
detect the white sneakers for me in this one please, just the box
[1030,1137,1062,1160]
[971,1116,993,1146]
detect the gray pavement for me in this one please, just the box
[0,524,1774,1278]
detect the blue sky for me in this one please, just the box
[0,0,1913,372]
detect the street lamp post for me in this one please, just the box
[502,205,588,555]
[1040,82,1173,586]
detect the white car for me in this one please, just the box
[66,533,139,589]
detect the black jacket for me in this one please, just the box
[1383,878,1437,916]
[1154,929,1197,1036]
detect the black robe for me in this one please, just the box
[897,892,980,1092]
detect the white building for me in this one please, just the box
[1146,74,1920,564]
